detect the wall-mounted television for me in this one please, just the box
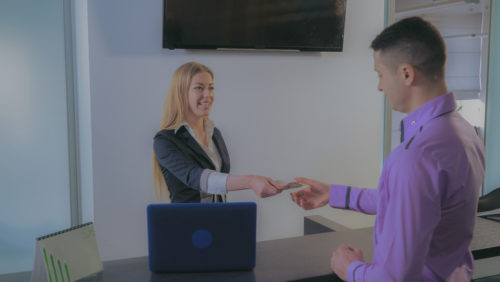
[163,0,347,52]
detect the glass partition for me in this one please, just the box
[0,0,72,274]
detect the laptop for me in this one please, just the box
[146,202,257,273]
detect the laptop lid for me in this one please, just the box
[147,202,257,273]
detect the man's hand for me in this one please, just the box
[290,177,330,210]
[331,244,365,281]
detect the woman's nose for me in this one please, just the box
[203,89,211,97]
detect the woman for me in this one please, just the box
[153,62,282,203]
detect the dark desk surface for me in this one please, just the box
[1,228,373,282]
[90,227,372,282]
[3,217,500,282]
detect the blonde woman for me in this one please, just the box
[153,62,282,203]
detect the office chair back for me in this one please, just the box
[478,187,500,212]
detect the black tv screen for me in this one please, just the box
[163,0,347,52]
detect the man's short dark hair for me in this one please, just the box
[371,17,446,82]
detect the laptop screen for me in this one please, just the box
[147,202,257,272]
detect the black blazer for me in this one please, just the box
[153,126,230,203]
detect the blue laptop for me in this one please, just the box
[146,202,257,273]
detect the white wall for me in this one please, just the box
[87,0,384,261]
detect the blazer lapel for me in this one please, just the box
[178,128,215,170]
[212,129,230,173]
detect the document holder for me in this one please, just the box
[30,222,103,282]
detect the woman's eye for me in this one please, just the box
[195,86,203,90]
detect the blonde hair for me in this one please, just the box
[153,62,214,202]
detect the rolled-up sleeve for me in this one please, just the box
[347,261,365,282]
[200,169,228,195]
[329,185,378,215]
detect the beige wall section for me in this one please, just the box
[87,0,384,261]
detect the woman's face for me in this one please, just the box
[186,71,214,120]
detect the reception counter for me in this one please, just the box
[2,216,500,282]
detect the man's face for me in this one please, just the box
[373,50,408,113]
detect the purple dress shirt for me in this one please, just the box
[330,93,485,281]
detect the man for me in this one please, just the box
[291,17,485,281]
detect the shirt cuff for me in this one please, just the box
[200,169,228,195]
[329,184,351,209]
[347,261,365,282]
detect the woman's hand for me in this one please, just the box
[248,175,282,197]
[226,174,282,197]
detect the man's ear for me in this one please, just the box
[398,63,415,86]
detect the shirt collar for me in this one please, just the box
[400,92,456,143]
[174,118,215,140]
[174,121,190,134]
